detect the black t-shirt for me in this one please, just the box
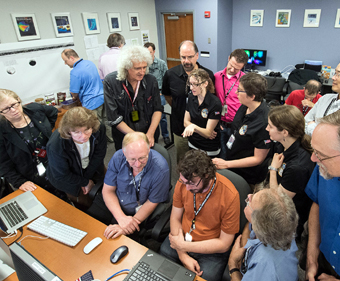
[272,140,314,238]
[162,62,215,136]
[227,101,272,184]
[185,91,221,152]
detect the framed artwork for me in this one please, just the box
[276,9,291,27]
[51,13,73,37]
[11,13,40,41]
[250,10,264,27]
[303,9,321,28]
[128,13,140,30]
[82,12,100,34]
[335,9,340,28]
[107,13,122,32]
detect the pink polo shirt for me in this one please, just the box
[214,68,245,123]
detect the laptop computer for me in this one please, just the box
[123,249,195,281]
[0,191,47,234]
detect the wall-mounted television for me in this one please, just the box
[243,49,267,67]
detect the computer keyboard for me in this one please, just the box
[27,216,87,247]
[124,262,168,281]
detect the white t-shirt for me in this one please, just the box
[74,140,90,169]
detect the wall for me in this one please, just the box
[232,0,340,71]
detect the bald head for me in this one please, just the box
[179,41,199,73]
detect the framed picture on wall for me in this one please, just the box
[276,9,291,27]
[303,9,321,28]
[82,12,100,34]
[250,10,264,27]
[128,13,140,30]
[107,13,122,32]
[335,9,340,28]
[51,13,74,37]
[11,13,40,41]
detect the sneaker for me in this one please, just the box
[163,137,171,146]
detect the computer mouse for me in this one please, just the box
[83,237,103,254]
[110,245,128,263]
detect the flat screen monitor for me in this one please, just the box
[243,49,267,67]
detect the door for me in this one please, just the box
[163,13,194,69]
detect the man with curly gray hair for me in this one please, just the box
[103,45,163,150]
[228,188,299,281]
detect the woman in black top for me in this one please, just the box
[182,69,221,156]
[266,105,314,238]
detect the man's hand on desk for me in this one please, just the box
[117,215,141,234]
[81,179,94,195]
[104,224,125,239]
[19,181,37,192]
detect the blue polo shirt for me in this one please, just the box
[104,149,170,215]
[69,59,104,110]
[305,166,340,275]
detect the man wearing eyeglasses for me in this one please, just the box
[162,41,214,163]
[305,63,340,136]
[303,111,340,280]
[159,150,240,281]
[87,132,170,239]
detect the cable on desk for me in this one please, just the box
[18,234,49,244]
[105,269,130,281]
[1,229,18,240]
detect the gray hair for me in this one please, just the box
[251,188,298,250]
[0,89,19,104]
[116,45,152,81]
[318,110,340,151]
[122,132,150,152]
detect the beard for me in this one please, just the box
[317,162,333,180]
[182,62,194,72]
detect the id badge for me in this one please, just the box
[35,148,47,158]
[221,104,228,116]
[131,110,139,122]
[37,162,46,176]
[185,232,192,242]
[227,134,235,149]
[135,204,143,213]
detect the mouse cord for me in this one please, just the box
[105,269,130,281]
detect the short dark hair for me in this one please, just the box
[239,72,267,102]
[62,48,79,59]
[305,79,321,94]
[107,33,125,48]
[177,150,216,187]
[178,40,198,54]
[144,42,155,51]
[230,49,249,65]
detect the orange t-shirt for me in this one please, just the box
[173,173,240,241]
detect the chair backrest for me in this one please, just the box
[152,143,172,193]
[264,76,287,102]
[217,169,251,234]
[284,81,305,101]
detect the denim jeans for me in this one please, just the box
[160,95,169,138]
[220,125,232,160]
[159,235,229,281]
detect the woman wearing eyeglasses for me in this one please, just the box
[0,89,63,195]
[46,107,107,207]
[266,105,314,239]
[212,73,271,186]
[182,69,221,156]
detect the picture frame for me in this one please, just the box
[128,12,140,30]
[303,9,321,28]
[82,12,100,34]
[107,12,122,32]
[250,10,264,27]
[51,13,74,37]
[335,9,340,28]
[11,13,40,41]
[276,9,291,28]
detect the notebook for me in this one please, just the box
[0,191,47,234]
[123,249,195,281]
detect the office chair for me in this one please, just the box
[0,177,14,199]
[264,76,287,103]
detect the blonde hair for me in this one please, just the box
[122,132,150,151]
[0,89,20,103]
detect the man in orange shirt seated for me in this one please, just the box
[159,150,240,281]
[285,79,322,116]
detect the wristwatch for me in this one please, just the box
[229,268,240,275]
[268,166,278,171]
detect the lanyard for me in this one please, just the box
[131,170,143,203]
[324,97,337,117]
[222,72,241,104]
[122,81,141,106]
[190,177,216,232]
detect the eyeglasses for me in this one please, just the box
[71,128,92,136]
[181,55,196,61]
[178,177,202,187]
[187,81,205,88]
[312,149,340,162]
[333,72,340,79]
[236,89,247,94]
[245,194,253,211]
[127,156,149,164]
[0,101,21,114]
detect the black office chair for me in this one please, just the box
[264,76,287,103]
[0,177,14,199]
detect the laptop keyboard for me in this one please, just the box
[0,201,28,227]
[125,262,170,281]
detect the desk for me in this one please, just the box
[2,187,203,281]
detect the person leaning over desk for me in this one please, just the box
[46,107,107,206]
[0,89,65,198]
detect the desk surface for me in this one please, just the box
[2,188,203,281]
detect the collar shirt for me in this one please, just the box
[162,62,215,136]
[148,57,168,91]
[98,47,121,79]
[305,166,340,275]
[227,101,271,184]
[215,69,245,123]
[285,89,322,116]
